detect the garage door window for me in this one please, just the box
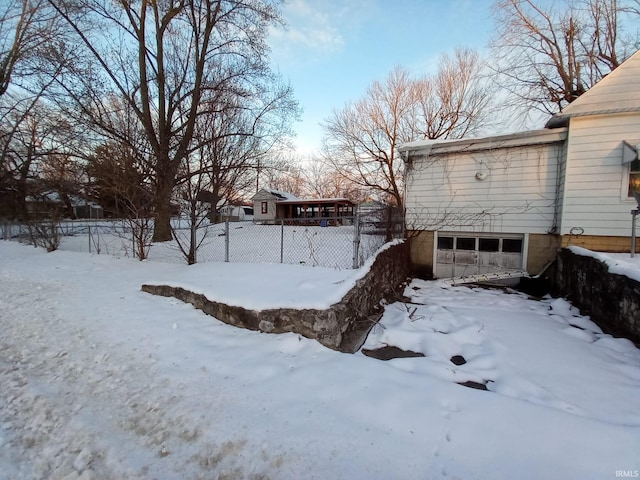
[502,238,523,253]
[456,237,475,250]
[437,236,454,249]
[479,238,499,252]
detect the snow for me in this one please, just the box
[1,240,639,479]
[144,239,402,311]
[568,245,640,282]
[146,262,356,310]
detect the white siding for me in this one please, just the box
[554,50,640,117]
[253,199,277,222]
[554,141,567,233]
[559,113,640,236]
[406,142,564,234]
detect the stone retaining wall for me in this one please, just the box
[552,248,640,344]
[142,241,410,353]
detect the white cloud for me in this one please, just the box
[269,0,373,65]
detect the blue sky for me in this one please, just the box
[267,0,497,156]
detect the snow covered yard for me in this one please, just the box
[1,241,639,480]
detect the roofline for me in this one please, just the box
[277,198,355,205]
[399,128,568,156]
[545,106,640,128]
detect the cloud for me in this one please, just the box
[269,0,371,65]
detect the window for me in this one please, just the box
[502,238,523,253]
[261,201,268,214]
[437,236,454,249]
[456,237,476,250]
[629,158,640,197]
[479,238,499,252]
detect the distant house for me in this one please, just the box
[26,192,103,219]
[400,49,640,279]
[251,188,355,225]
[357,199,387,216]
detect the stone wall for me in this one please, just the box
[552,248,640,344]
[142,241,410,353]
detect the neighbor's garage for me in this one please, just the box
[435,232,525,278]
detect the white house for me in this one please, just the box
[251,189,299,223]
[400,49,640,279]
[251,188,356,224]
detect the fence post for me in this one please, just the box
[352,214,360,269]
[132,224,136,259]
[280,220,284,263]
[225,219,230,262]
[88,225,91,253]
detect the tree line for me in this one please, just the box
[1,0,638,258]
[1,0,298,250]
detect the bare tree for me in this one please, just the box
[169,77,297,264]
[173,155,211,265]
[0,95,80,220]
[88,140,155,260]
[411,49,493,140]
[321,49,491,209]
[490,0,639,115]
[187,78,298,211]
[300,160,364,200]
[0,0,61,96]
[47,0,296,242]
[267,156,368,202]
[261,158,307,198]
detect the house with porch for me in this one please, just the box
[400,49,640,279]
[251,189,355,225]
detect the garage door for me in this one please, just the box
[435,233,525,278]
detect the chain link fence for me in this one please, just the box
[1,210,404,269]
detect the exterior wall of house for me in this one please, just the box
[407,230,560,277]
[404,131,568,278]
[560,234,640,253]
[526,233,561,273]
[405,140,565,235]
[559,112,640,237]
[251,191,277,222]
[253,199,277,222]
[407,230,435,277]
[554,137,567,233]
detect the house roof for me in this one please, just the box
[269,189,298,200]
[26,192,101,207]
[251,188,299,201]
[546,49,640,128]
[399,128,567,157]
[277,198,355,205]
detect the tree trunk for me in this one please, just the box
[153,171,174,242]
[188,199,197,265]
